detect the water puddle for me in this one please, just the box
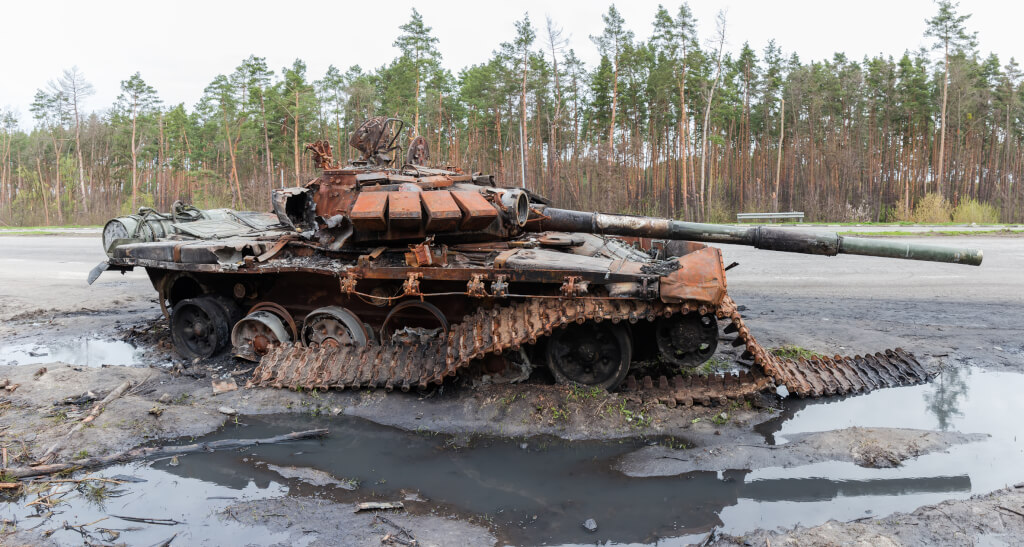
[734,365,1024,535]
[3,365,1023,546]
[0,338,143,367]
[1,463,292,546]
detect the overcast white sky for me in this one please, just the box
[3,0,1020,127]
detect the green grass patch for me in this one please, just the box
[771,345,824,360]
[566,383,604,402]
[687,356,732,377]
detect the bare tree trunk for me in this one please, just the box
[608,47,619,164]
[774,98,785,212]
[679,76,688,220]
[936,46,950,196]
[260,95,273,197]
[130,105,139,211]
[36,157,50,225]
[520,45,529,188]
[546,17,565,199]
[699,11,727,220]
[293,90,301,186]
[72,103,88,215]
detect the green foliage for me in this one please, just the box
[906,193,953,224]
[689,356,731,377]
[120,193,155,215]
[951,199,1000,224]
[613,399,652,428]
[566,383,604,402]
[499,392,526,406]
[3,3,1024,227]
[771,345,824,360]
[549,405,570,422]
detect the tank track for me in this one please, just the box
[247,295,931,403]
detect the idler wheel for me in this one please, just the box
[231,311,293,359]
[247,302,298,341]
[655,313,719,368]
[546,322,632,390]
[301,307,369,349]
[381,301,450,343]
[170,296,232,359]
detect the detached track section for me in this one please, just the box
[716,295,931,397]
[248,295,931,402]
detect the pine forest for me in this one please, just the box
[0,1,1020,226]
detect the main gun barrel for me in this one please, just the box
[534,208,983,266]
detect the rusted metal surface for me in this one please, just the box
[350,192,389,231]
[450,191,498,230]
[421,191,461,231]
[349,116,402,165]
[387,192,422,230]
[658,247,725,306]
[304,140,335,169]
[248,293,929,401]
[406,135,430,165]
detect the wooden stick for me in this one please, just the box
[997,505,1024,519]
[37,380,133,464]
[5,429,328,479]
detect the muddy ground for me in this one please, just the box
[1,233,1023,546]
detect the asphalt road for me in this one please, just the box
[0,233,1020,367]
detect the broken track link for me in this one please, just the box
[716,295,932,397]
[247,295,931,403]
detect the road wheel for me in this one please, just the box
[170,296,232,359]
[546,322,632,390]
[655,313,719,368]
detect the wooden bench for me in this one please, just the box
[736,211,805,223]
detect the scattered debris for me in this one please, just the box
[37,380,133,464]
[60,391,97,405]
[110,515,183,526]
[4,429,329,479]
[33,367,47,379]
[212,378,237,395]
[356,501,404,513]
[374,514,418,546]
[583,518,598,532]
[265,463,357,489]
[149,406,164,417]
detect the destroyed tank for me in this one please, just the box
[92,117,983,402]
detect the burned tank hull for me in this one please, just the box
[93,117,980,402]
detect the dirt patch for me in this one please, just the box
[221,497,496,547]
[617,427,989,477]
[714,486,1024,546]
[0,359,771,467]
